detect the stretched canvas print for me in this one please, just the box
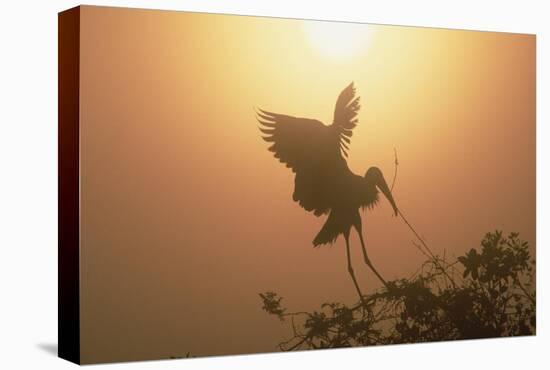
[58,5,536,365]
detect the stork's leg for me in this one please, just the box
[344,230,365,303]
[355,223,389,289]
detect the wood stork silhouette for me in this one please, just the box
[257,83,398,300]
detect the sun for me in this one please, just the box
[303,20,372,60]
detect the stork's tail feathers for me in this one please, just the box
[313,211,340,247]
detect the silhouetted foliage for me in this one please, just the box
[260,231,535,350]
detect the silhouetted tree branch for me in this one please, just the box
[260,231,535,351]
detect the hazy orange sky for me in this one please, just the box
[78,6,535,363]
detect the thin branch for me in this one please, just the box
[390,147,399,192]
[389,147,457,288]
[399,209,457,288]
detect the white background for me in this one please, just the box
[0,0,547,368]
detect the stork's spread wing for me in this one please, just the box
[257,110,331,173]
[258,110,346,216]
[257,83,361,216]
[332,82,360,157]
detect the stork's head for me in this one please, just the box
[365,167,398,216]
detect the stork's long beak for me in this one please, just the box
[370,167,398,216]
[378,178,398,216]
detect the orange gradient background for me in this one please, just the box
[78,6,535,363]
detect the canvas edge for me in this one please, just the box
[58,5,81,365]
